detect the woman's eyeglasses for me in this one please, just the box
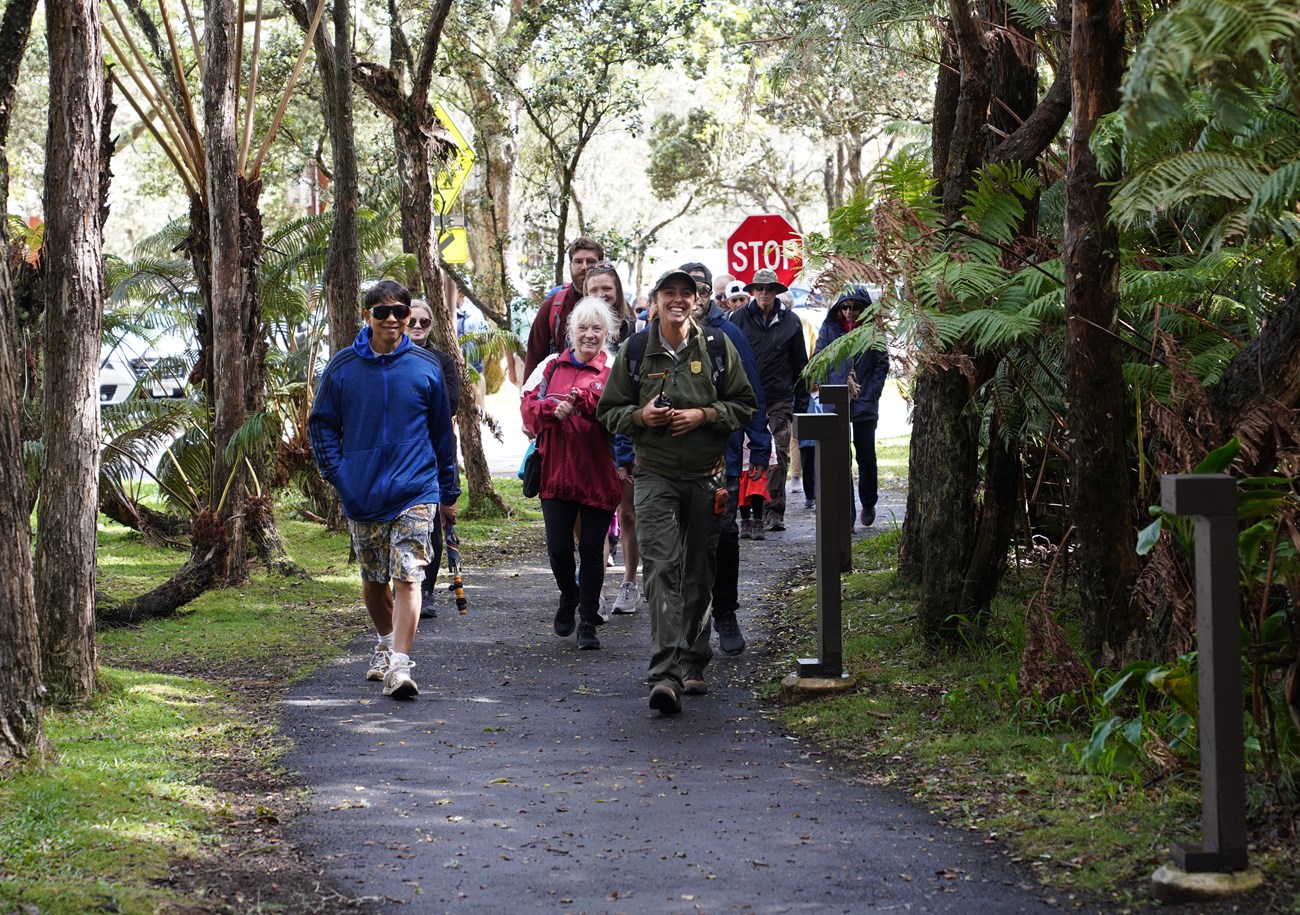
[370,303,411,320]
[409,318,432,328]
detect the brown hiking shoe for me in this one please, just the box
[648,683,682,715]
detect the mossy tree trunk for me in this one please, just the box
[36,0,107,705]
[0,0,46,768]
[1064,0,1138,662]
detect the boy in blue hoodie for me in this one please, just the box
[309,280,461,699]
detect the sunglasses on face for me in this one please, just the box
[370,303,411,321]
[696,283,712,294]
[409,318,432,328]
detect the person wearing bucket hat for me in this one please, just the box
[814,285,890,528]
[597,268,757,715]
[743,267,788,294]
[727,268,809,532]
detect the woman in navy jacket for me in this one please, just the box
[815,287,890,527]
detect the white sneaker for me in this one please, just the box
[612,580,639,615]
[383,658,418,699]
[366,644,391,681]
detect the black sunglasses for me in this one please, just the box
[409,318,432,328]
[370,303,411,320]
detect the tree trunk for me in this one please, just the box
[98,490,189,543]
[97,513,224,626]
[1209,282,1300,454]
[396,123,508,518]
[461,70,519,328]
[0,241,43,765]
[315,0,362,357]
[899,365,980,644]
[37,0,105,707]
[0,0,45,768]
[1065,0,1137,662]
[900,0,991,646]
[959,411,1023,625]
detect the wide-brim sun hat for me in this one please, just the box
[743,268,788,294]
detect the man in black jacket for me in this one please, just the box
[727,268,809,532]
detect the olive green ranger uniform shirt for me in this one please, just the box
[596,320,757,477]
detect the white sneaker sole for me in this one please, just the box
[384,676,419,699]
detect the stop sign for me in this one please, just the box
[726,214,803,288]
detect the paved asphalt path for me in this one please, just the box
[282,486,1066,914]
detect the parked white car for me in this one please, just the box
[98,346,138,406]
[98,332,190,405]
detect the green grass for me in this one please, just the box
[2,475,540,914]
[769,529,1298,908]
[877,434,909,484]
[0,669,250,914]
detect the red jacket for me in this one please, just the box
[520,350,621,511]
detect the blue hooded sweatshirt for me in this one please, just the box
[703,303,772,477]
[309,326,461,522]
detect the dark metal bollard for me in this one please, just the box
[822,384,852,573]
[1161,473,1248,873]
[792,384,852,679]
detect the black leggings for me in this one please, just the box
[541,498,614,612]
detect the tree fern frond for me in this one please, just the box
[1112,150,1271,227]
[1122,0,1300,141]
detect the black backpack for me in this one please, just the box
[623,326,727,389]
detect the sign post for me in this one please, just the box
[727,215,803,288]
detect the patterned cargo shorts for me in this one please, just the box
[348,503,435,584]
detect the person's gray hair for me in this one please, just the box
[566,295,618,353]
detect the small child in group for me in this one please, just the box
[798,388,823,510]
[738,442,771,541]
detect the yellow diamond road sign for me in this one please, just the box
[434,102,476,216]
[439,227,468,264]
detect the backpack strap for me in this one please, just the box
[626,327,726,390]
[701,330,727,387]
[624,329,651,385]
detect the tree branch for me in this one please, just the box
[990,45,1072,168]
[412,0,456,103]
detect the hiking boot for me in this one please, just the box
[752,521,766,541]
[739,519,753,540]
[576,622,602,650]
[383,658,418,699]
[805,498,816,510]
[683,669,708,695]
[861,508,876,527]
[612,580,640,615]
[714,613,746,656]
[554,599,578,637]
[767,517,785,533]
[419,588,438,620]
[648,683,681,715]
[366,643,392,681]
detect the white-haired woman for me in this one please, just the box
[521,297,622,651]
